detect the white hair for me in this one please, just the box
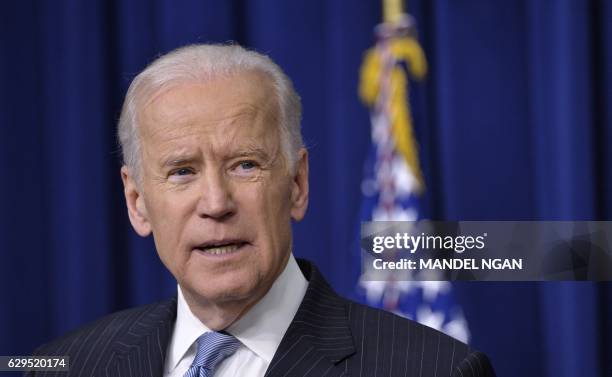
[117,44,303,182]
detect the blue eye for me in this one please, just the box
[171,168,194,176]
[239,161,256,170]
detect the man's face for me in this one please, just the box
[122,70,308,313]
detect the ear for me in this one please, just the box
[290,148,309,222]
[121,166,152,237]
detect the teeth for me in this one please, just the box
[202,244,240,255]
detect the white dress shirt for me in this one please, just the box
[164,254,308,377]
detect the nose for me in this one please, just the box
[196,169,237,220]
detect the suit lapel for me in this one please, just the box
[92,261,354,377]
[265,260,355,377]
[104,298,177,377]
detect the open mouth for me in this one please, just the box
[194,241,247,256]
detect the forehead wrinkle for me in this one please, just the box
[220,97,276,128]
[208,100,281,150]
[158,146,201,168]
[137,72,284,172]
[142,125,202,161]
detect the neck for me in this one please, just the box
[179,254,290,330]
[181,292,258,330]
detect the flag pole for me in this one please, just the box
[356,0,470,344]
[383,0,404,24]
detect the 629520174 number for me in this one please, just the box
[0,356,69,371]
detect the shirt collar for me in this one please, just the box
[166,253,308,371]
[166,283,210,373]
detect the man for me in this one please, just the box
[30,44,495,377]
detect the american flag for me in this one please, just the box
[357,13,470,343]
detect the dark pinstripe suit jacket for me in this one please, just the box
[29,259,495,377]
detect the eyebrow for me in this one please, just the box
[159,153,200,168]
[158,146,274,168]
[230,146,272,160]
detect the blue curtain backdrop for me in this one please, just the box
[1,1,611,376]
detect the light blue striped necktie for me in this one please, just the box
[183,331,241,377]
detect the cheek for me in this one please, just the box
[144,190,195,251]
[240,180,292,221]
[146,182,196,220]
[253,181,294,248]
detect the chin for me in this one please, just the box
[188,271,264,305]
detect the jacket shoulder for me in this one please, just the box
[34,300,173,356]
[289,260,496,376]
[345,300,494,376]
[29,299,176,377]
